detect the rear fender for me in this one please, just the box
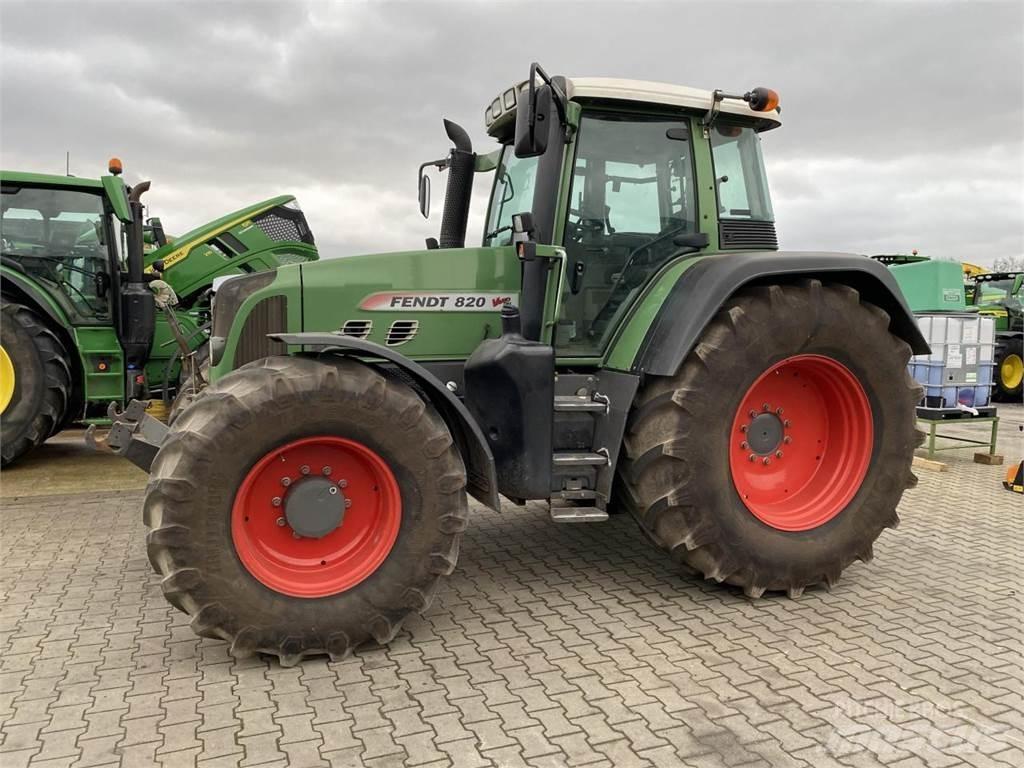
[272,332,500,511]
[631,251,930,377]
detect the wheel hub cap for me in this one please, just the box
[745,412,784,455]
[284,477,346,539]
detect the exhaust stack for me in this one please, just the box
[438,119,475,249]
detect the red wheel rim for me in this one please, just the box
[232,436,401,598]
[729,355,873,531]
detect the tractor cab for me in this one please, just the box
[0,167,132,325]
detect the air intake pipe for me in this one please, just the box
[438,119,475,249]
[119,181,156,374]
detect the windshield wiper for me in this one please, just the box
[483,225,512,243]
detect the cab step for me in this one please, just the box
[552,451,610,467]
[549,504,609,523]
[553,394,609,413]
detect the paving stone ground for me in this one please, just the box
[1,406,1022,768]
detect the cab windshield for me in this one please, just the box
[974,278,1020,305]
[1,185,114,319]
[483,149,539,247]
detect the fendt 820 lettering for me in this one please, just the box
[110,64,927,665]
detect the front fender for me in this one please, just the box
[271,332,500,511]
[622,251,929,377]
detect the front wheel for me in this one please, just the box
[144,355,469,665]
[618,281,923,597]
[993,337,1023,402]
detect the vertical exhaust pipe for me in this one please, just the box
[438,119,474,249]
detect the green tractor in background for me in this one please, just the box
[111,64,927,665]
[971,271,1023,400]
[0,160,318,466]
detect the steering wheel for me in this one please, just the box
[585,224,691,337]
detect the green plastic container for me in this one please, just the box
[888,261,967,312]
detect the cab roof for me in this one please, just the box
[485,76,782,139]
[0,170,104,189]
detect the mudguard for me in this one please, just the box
[633,251,930,376]
[272,332,501,511]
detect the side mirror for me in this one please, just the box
[418,173,431,219]
[673,232,710,250]
[146,217,167,248]
[514,84,552,159]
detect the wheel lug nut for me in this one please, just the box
[762,403,770,411]
[749,410,757,418]
[276,517,286,527]
[740,441,748,450]
[300,465,310,475]
[338,479,348,489]
[344,499,352,508]
[783,420,791,428]
[763,457,771,466]
[321,466,332,476]
[748,454,756,462]
[783,436,792,444]
[775,450,783,459]
[328,486,338,495]
[281,477,291,487]
[271,497,282,507]
[776,407,784,416]
[740,425,748,433]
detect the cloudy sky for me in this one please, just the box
[2,0,1022,266]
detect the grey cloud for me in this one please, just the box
[2,0,1021,265]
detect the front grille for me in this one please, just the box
[386,320,419,346]
[234,295,288,367]
[211,271,277,338]
[253,206,315,245]
[719,219,778,250]
[340,319,373,339]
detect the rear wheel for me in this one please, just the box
[618,281,923,597]
[1,300,72,467]
[144,354,468,665]
[993,337,1023,402]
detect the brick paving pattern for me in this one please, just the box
[1,406,1022,767]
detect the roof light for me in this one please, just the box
[745,87,779,112]
[108,157,123,175]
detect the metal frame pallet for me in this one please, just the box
[915,406,999,460]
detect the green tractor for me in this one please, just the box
[111,64,927,665]
[0,160,318,466]
[971,271,1023,400]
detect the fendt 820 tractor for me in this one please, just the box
[112,65,927,665]
[0,161,318,465]
[971,271,1023,400]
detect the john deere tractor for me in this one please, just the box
[112,65,926,665]
[972,271,1023,400]
[0,161,318,466]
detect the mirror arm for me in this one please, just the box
[527,62,568,131]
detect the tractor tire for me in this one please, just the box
[144,354,469,665]
[1,300,72,467]
[617,281,923,597]
[168,345,210,424]
[992,337,1023,402]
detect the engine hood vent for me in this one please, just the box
[340,319,373,339]
[386,320,419,346]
